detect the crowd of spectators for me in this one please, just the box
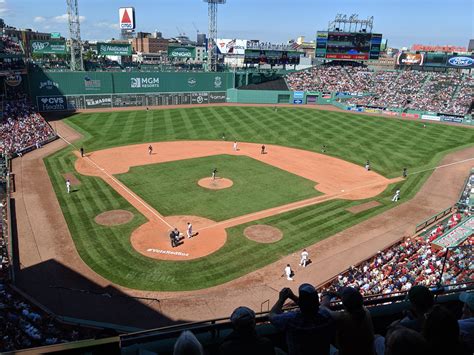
[285,65,474,115]
[0,35,23,55]
[320,211,472,298]
[0,100,56,156]
[0,58,25,72]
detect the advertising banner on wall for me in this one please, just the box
[421,114,441,121]
[37,96,67,111]
[167,46,196,58]
[119,7,135,30]
[98,43,132,56]
[446,56,474,69]
[216,39,248,55]
[31,40,67,54]
[396,53,424,66]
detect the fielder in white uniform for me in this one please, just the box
[233,141,238,151]
[300,249,309,267]
[187,222,193,238]
[284,264,293,281]
[392,189,400,202]
[66,179,71,194]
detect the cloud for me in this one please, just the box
[34,16,46,23]
[53,13,86,23]
[0,0,8,15]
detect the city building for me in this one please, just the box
[131,32,169,54]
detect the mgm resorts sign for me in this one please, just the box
[130,77,160,89]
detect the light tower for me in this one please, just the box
[203,0,226,72]
[67,0,84,71]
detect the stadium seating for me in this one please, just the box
[0,100,57,156]
[285,66,474,115]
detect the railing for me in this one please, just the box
[415,205,455,233]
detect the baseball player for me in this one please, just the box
[321,145,327,153]
[187,222,193,238]
[148,145,153,155]
[233,141,238,151]
[261,145,266,154]
[284,264,293,281]
[365,160,371,171]
[80,147,84,157]
[403,168,408,178]
[212,168,218,180]
[300,249,309,267]
[392,189,401,202]
[66,179,71,194]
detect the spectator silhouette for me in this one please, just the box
[270,284,335,355]
[458,292,474,351]
[322,287,375,355]
[173,330,204,355]
[219,306,276,355]
[422,305,471,355]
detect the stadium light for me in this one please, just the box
[203,0,227,72]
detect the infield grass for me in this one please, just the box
[116,155,321,221]
[44,106,474,290]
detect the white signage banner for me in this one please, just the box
[216,39,248,55]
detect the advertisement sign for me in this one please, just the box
[326,53,369,60]
[37,96,67,111]
[5,74,22,87]
[119,7,135,30]
[98,43,132,56]
[293,99,303,104]
[402,113,420,119]
[446,56,474,68]
[440,115,464,124]
[421,114,440,121]
[216,39,247,55]
[293,91,304,99]
[130,76,160,89]
[51,32,61,39]
[31,40,67,54]
[85,95,113,109]
[396,53,424,66]
[167,46,196,59]
[383,111,399,116]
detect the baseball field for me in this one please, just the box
[44,106,474,291]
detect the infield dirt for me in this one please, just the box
[10,115,474,328]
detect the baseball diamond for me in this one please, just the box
[1,5,474,352]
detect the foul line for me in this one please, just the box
[409,157,474,176]
[57,133,173,229]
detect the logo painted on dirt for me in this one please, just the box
[147,248,189,257]
[187,77,197,87]
[214,76,222,88]
[131,77,160,89]
[39,80,59,90]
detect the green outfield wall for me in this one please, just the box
[28,71,233,111]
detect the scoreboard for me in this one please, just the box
[316,31,382,60]
[244,50,300,65]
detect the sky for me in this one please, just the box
[1,0,473,48]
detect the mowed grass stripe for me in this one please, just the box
[41,107,474,290]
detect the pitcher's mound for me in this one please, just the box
[198,177,233,190]
[95,210,133,226]
[244,225,283,243]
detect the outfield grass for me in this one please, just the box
[44,106,474,291]
[116,155,321,221]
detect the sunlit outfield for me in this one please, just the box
[44,106,474,290]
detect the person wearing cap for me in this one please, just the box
[173,330,203,355]
[321,287,375,355]
[393,285,434,332]
[219,306,276,355]
[459,291,474,351]
[269,284,335,355]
